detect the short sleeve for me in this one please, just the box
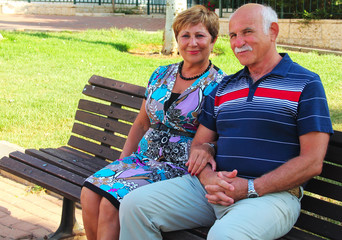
[297,76,333,136]
[198,85,219,132]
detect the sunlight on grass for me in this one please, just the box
[0,28,341,148]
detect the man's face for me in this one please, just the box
[228,6,273,68]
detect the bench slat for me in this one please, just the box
[75,110,132,136]
[88,75,146,97]
[0,156,80,202]
[78,99,139,123]
[295,212,342,240]
[279,227,326,240]
[57,146,109,167]
[72,123,126,149]
[305,178,342,202]
[325,144,342,165]
[82,84,143,110]
[320,161,342,183]
[9,151,84,186]
[40,147,106,173]
[68,135,121,161]
[32,147,101,173]
[162,230,205,240]
[40,147,108,171]
[301,195,342,222]
[330,130,342,147]
[24,149,93,178]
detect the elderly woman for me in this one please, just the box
[80,5,226,240]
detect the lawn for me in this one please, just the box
[0,28,341,149]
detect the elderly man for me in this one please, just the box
[119,3,333,240]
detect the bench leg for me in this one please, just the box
[48,198,83,239]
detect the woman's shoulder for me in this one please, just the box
[212,64,228,77]
[154,62,180,73]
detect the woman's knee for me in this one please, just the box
[80,187,101,210]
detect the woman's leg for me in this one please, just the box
[80,187,102,240]
[97,197,120,240]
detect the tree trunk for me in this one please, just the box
[112,0,115,13]
[162,0,187,56]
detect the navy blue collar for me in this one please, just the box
[237,53,293,80]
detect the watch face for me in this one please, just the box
[248,193,259,198]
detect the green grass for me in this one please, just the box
[0,29,341,149]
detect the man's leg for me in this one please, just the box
[208,191,301,240]
[119,174,216,240]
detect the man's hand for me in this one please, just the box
[201,170,239,206]
[186,143,217,176]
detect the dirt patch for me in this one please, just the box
[128,43,180,59]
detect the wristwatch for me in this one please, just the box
[247,179,259,198]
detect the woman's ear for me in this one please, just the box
[212,36,218,44]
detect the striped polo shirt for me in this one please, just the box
[198,53,333,178]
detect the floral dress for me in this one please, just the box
[83,62,227,208]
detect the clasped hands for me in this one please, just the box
[186,144,247,206]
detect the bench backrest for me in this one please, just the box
[295,130,342,239]
[68,75,145,161]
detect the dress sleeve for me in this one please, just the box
[144,66,161,98]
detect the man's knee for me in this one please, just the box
[119,187,153,222]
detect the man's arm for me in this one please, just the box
[205,131,330,205]
[254,131,330,196]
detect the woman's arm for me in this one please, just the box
[119,99,150,159]
[186,124,218,175]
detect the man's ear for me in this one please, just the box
[269,22,279,42]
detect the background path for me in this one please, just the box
[0,14,165,32]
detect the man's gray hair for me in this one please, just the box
[261,5,278,34]
[229,4,278,35]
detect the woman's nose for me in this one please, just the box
[189,36,198,46]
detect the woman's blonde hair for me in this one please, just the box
[172,5,219,42]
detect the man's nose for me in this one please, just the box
[234,36,245,48]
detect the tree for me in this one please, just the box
[162,0,187,55]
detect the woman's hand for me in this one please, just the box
[186,143,217,176]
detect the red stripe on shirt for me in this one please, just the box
[215,88,249,106]
[255,88,301,102]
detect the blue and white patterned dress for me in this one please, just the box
[83,62,226,208]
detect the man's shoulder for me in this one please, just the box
[286,57,320,80]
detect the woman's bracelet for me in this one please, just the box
[203,142,216,155]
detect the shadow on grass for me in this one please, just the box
[19,31,130,52]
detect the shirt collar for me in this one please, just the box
[238,53,293,80]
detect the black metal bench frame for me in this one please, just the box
[1,75,341,240]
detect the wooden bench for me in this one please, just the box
[0,75,341,240]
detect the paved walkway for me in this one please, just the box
[0,141,85,240]
[0,13,165,240]
[0,14,165,32]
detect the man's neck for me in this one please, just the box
[248,53,282,82]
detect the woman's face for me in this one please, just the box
[177,23,216,66]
